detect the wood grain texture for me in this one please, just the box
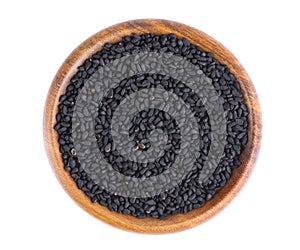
[43,19,262,234]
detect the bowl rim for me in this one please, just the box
[43,19,262,234]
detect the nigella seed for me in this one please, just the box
[54,33,249,220]
[145,200,156,206]
[91,196,98,203]
[68,158,76,168]
[137,214,147,219]
[76,179,84,189]
[64,166,71,172]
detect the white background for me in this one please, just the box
[1,0,299,249]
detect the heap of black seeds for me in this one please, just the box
[54,33,248,219]
[96,74,210,179]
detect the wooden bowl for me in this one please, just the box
[44,19,262,234]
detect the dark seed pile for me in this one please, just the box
[96,74,209,179]
[55,33,249,219]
